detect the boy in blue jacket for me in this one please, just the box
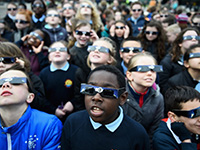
[0,65,63,150]
[61,65,150,150]
[153,86,200,150]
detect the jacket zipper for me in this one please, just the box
[7,133,12,150]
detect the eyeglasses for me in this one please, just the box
[48,47,68,52]
[46,14,60,17]
[87,45,110,53]
[0,77,27,88]
[115,26,125,30]
[15,19,29,24]
[120,47,143,53]
[75,30,91,36]
[145,31,159,35]
[7,8,17,11]
[63,6,73,10]
[132,9,142,12]
[129,65,163,72]
[192,22,200,26]
[29,32,43,41]
[80,83,125,99]
[183,35,200,41]
[189,53,200,59]
[0,57,16,64]
[172,106,200,119]
[32,4,44,8]
[80,4,92,9]
[160,14,168,18]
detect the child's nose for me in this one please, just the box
[92,93,103,103]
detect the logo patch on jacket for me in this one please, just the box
[25,135,39,149]
[65,79,72,88]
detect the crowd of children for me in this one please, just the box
[0,0,200,149]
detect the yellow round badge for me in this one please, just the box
[65,79,73,88]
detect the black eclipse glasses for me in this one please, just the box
[87,45,110,53]
[15,19,29,24]
[75,30,91,36]
[183,35,200,41]
[0,77,27,87]
[132,9,142,12]
[172,106,200,119]
[130,65,163,72]
[7,8,17,11]
[48,47,68,52]
[145,31,159,35]
[0,57,16,64]
[120,47,143,53]
[115,26,125,30]
[80,83,125,99]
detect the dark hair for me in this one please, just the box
[87,65,125,88]
[138,21,167,60]
[3,64,34,93]
[165,86,200,112]
[18,3,27,9]
[31,0,47,13]
[120,36,141,47]
[184,44,200,61]
[171,27,200,62]
[162,14,177,25]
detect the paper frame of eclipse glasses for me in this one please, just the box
[0,57,16,64]
[129,65,163,72]
[32,4,44,8]
[120,47,143,53]
[80,83,125,99]
[183,35,200,41]
[46,14,60,18]
[172,106,200,118]
[48,47,68,53]
[80,4,92,8]
[0,77,27,87]
[87,45,110,53]
[75,30,91,36]
[189,53,200,58]
[29,32,43,41]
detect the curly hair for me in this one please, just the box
[138,21,167,60]
[75,0,103,32]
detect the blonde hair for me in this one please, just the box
[166,24,181,34]
[87,37,117,67]
[127,52,157,71]
[75,0,103,32]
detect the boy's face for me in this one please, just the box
[27,31,43,47]
[167,31,177,43]
[120,40,142,66]
[0,70,33,107]
[131,4,142,19]
[84,70,126,125]
[45,10,61,26]
[48,42,70,63]
[7,4,17,16]
[32,0,45,15]
[73,25,91,47]
[175,99,200,135]
[185,47,200,70]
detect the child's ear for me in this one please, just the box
[107,56,113,64]
[126,71,133,82]
[168,111,179,123]
[26,93,35,104]
[66,54,71,60]
[184,60,189,68]
[119,91,128,106]
[119,50,123,58]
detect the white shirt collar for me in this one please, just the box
[32,14,45,23]
[50,62,69,72]
[166,118,181,144]
[90,106,124,132]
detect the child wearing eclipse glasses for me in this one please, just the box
[61,65,150,150]
[168,44,200,92]
[153,86,200,150]
[117,36,144,76]
[39,40,78,122]
[69,19,99,75]
[123,52,164,148]
[15,29,50,75]
[42,8,68,44]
